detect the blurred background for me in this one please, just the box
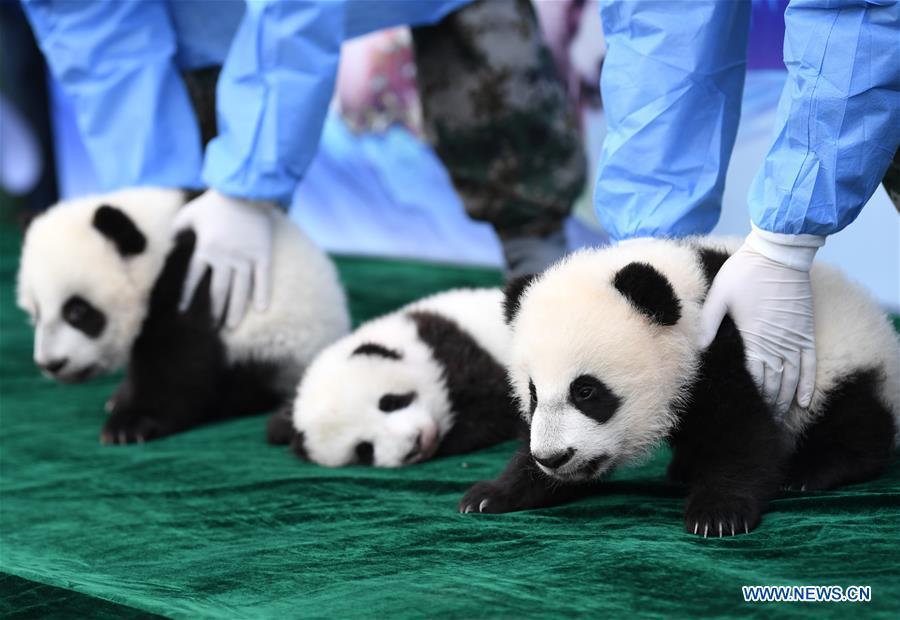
[2,0,897,309]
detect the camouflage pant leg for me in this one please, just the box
[883,148,900,212]
[411,0,587,240]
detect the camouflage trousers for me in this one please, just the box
[412,0,587,240]
[180,0,586,239]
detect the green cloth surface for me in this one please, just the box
[1,218,898,619]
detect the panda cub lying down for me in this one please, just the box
[17,188,350,443]
[268,288,521,467]
[460,237,900,536]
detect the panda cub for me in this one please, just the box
[460,237,899,536]
[17,188,350,443]
[267,288,521,467]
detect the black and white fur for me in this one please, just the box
[267,288,522,467]
[460,237,900,536]
[17,188,350,443]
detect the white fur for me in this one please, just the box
[224,200,351,391]
[18,188,182,380]
[510,237,900,481]
[292,288,509,467]
[17,187,349,390]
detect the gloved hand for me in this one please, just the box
[173,189,275,329]
[699,226,825,416]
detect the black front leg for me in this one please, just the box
[459,443,598,514]
[672,317,791,536]
[101,232,226,445]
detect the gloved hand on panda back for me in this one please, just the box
[173,189,275,329]
[699,226,825,417]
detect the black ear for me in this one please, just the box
[92,205,146,256]
[612,262,681,326]
[504,274,538,324]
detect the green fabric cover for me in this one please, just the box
[1,219,898,619]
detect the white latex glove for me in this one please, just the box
[173,189,275,329]
[699,226,825,416]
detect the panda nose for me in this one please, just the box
[533,448,576,470]
[40,358,68,374]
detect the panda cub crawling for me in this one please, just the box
[460,238,899,536]
[267,288,521,467]
[17,188,350,443]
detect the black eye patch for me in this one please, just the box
[568,375,621,424]
[378,392,416,413]
[352,343,402,360]
[528,379,537,416]
[355,441,374,466]
[62,295,106,338]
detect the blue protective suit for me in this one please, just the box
[596,0,900,239]
[23,0,471,205]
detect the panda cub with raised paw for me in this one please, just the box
[267,288,521,467]
[460,238,899,536]
[17,188,350,444]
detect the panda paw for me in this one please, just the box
[781,481,809,493]
[266,407,296,445]
[100,412,167,445]
[684,492,762,538]
[458,480,519,514]
[782,469,835,493]
[104,383,130,414]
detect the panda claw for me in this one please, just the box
[693,522,698,535]
[703,524,708,538]
[730,522,735,537]
[800,484,807,492]
[478,499,489,513]
[718,523,723,538]
[744,520,749,535]
[464,505,473,514]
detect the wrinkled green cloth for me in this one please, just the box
[1,221,898,619]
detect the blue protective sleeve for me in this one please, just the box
[749,0,900,236]
[203,0,470,205]
[594,0,752,241]
[22,0,204,190]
